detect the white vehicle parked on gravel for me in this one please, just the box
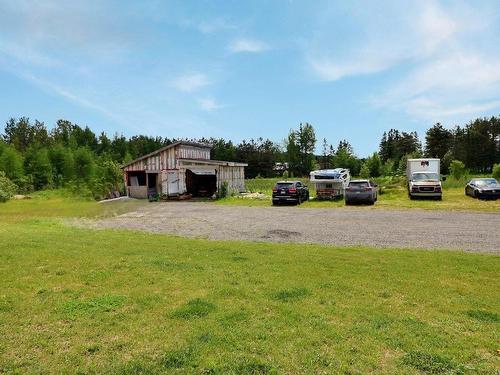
[310,168,350,200]
[407,158,445,200]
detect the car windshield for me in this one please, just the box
[349,181,369,188]
[412,173,439,181]
[475,179,498,186]
[276,183,293,188]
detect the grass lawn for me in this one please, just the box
[0,195,499,374]
[218,177,500,212]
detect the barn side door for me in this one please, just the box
[167,171,179,195]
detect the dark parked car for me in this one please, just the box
[272,181,309,205]
[345,180,378,205]
[465,178,500,200]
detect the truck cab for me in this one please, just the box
[407,159,444,200]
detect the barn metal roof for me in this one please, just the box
[120,141,211,169]
[179,158,248,167]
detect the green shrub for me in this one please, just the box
[0,171,17,202]
[217,181,229,199]
[492,163,500,180]
[449,160,466,180]
[359,163,370,178]
[282,170,289,179]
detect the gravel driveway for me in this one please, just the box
[91,202,500,253]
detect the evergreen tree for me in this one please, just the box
[365,152,382,177]
[331,140,361,176]
[360,163,370,178]
[425,123,453,159]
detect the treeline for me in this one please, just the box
[1,115,499,200]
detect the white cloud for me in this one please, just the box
[308,1,500,121]
[0,40,60,68]
[374,51,500,121]
[198,97,224,111]
[401,98,500,120]
[308,2,463,82]
[170,73,210,92]
[228,38,269,53]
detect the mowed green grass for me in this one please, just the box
[0,196,499,374]
[218,177,500,212]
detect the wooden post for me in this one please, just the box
[123,171,129,197]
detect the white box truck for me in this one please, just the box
[407,158,444,200]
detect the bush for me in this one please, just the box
[282,170,289,179]
[449,160,466,180]
[359,163,370,178]
[0,171,17,202]
[217,181,229,199]
[492,163,500,180]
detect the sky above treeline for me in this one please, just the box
[1,0,500,156]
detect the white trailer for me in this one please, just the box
[310,168,350,200]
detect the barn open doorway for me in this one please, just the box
[147,173,158,197]
[186,169,216,197]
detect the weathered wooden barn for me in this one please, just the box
[122,141,247,199]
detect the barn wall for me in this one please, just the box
[161,147,177,170]
[177,145,210,160]
[218,165,246,193]
[127,186,148,198]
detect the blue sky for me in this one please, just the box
[1,0,500,156]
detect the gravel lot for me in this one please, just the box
[91,202,500,253]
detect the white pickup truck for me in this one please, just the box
[407,159,445,200]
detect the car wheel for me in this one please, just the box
[272,201,278,206]
[473,191,478,199]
